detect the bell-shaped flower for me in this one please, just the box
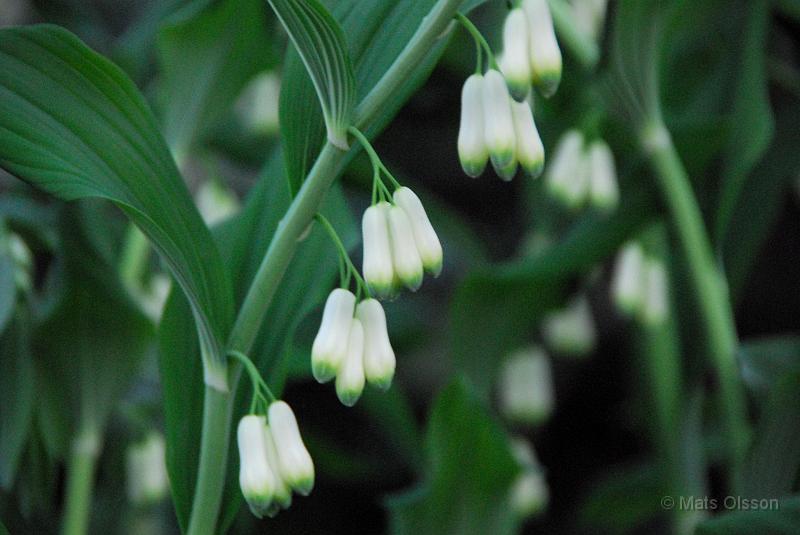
[509,439,549,518]
[393,187,443,277]
[458,74,489,178]
[336,318,366,406]
[498,347,554,426]
[502,8,532,101]
[482,69,517,172]
[311,288,355,383]
[262,425,293,510]
[511,100,545,178]
[126,432,168,506]
[356,298,395,390]
[642,258,669,326]
[611,242,645,316]
[387,204,424,291]
[541,295,596,357]
[268,401,315,496]
[546,130,588,209]
[237,415,279,518]
[362,202,395,297]
[523,0,562,98]
[588,139,619,212]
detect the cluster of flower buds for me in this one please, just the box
[498,346,554,426]
[509,438,549,519]
[312,289,396,406]
[611,242,669,326]
[541,295,597,357]
[545,130,619,212]
[362,186,443,296]
[237,401,314,518]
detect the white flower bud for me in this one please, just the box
[387,204,424,291]
[642,259,669,326]
[509,438,549,518]
[611,242,645,316]
[126,432,168,506]
[311,288,356,383]
[482,69,517,171]
[502,8,532,101]
[588,140,619,212]
[542,295,596,357]
[523,0,562,98]
[392,187,443,277]
[262,425,292,509]
[336,318,366,407]
[458,74,489,178]
[498,347,554,426]
[237,415,279,518]
[356,298,395,390]
[510,100,545,178]
[195,178,239,226]
[546,130,588,209]
[362,203,395,298]
[268,401,315,496]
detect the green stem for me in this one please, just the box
[185,1,463,533]
[454,13,496,70]
[641,121,748,492]
[61,427,100,535]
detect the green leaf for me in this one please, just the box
[739,336,800,396]
[267,0,355,150]
[695,496,800,535]
[157,0,275,159]
[0,224,16,335]
[388,377,521,535]
[713,0,774,247]
[0,25,233,383]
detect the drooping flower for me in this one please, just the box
[502,8,532,101]
[498,347,554,426]
[393,187,443,277]
[523,0,562,98]
[262,425,293,510]
[510,100,545,178]
[458,74,489,178]
[541,295,596,357]
[268,401,315,496]
[356,298,396,390]
[482,69,517,175]
[237,415,279,518]
[126,432,168,506]
[642,258,669,326]
[336,318,366,407]
[546,130,589,209]
[611,241,645,316]
[509,438,549,518]
[588,139,619,212]
[311,288,356,383]
[362,202,395,297]
[387,204,424,291]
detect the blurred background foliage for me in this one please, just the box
[1,0,800,534]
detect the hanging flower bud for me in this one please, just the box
[510,100,545,178]
[642,259,669,326]
[523,0,562,98]
[498,347,554,426]
[126,432,168,506]
[311,288,356,383]
[362,202,395,298]
[387,204,424,291]
[356,298,395,390]
[502,8,532,101]
[336,318,366,406]
[495,153,519,181]
[588,139,619,212]
[458,74,489,178]
[393,187,443,277]
[542,295,596,357]
[546,130,588,209]
[482,69,517,172]
[509,439,549,518]
[611,242,645,316]
[262,425,293,509]
[268,401,315,496]
[237,415,279,518]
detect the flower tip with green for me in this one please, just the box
[268,401,315,496]
[362,202,396,298]
[387,204,424,291]
[356,298,396,390]
[237,415,278,518]
[611,242,645,317]
[523,0,562,98]
[502,8,532,102]
[546,130,588,209]
[392,187,443,277]
[336,318,366,407]
[510,100,545,178]
[458,74,489,178]
[588,140,619,212]
[311,288,356,383]
[262,425,293,510]
[482,69,517,170]
[642,259,669,326]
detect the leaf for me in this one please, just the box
[267,0,355,150]
[713,0,774,247]
[157,0,275,158]
[695,497,800,535]
[388,377,521,535]
[0,25,233,382]
[0,224,16,335]
[739,336,800,396]
[742,374,800,499]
